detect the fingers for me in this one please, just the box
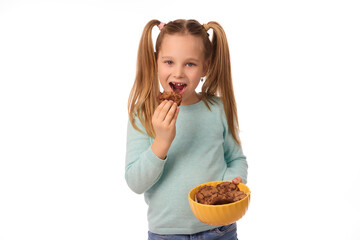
[156,100,178,122]
[153,100,168,120]
[164,102,179,125]
[232,176,242,184]
[170,106,180,126]
[157,100,172,121]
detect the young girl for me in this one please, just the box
[125,19,248,240]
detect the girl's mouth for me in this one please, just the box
[169,82,187,94]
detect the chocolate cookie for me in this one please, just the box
[196,182,247,205]
[157,91,182,106]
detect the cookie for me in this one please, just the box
[196,182,247,205]
[157,91,182,106]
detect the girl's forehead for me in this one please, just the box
[159,34,204,57]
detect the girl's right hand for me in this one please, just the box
[151,100,180,159]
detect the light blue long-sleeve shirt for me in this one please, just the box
[125,96,248,234]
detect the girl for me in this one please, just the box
[126,19,248,240]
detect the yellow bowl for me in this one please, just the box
[188,181,251,226]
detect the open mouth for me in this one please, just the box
[169,82,187,94]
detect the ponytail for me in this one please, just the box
[128,19,161,138]
[202,22,241,145]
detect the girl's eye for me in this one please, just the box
[165,61,173,65]
[186,63,195,67]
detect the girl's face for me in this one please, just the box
[157,34,208,106]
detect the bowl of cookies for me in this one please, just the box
[188,181,251,226]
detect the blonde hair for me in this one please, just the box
[128,19,241,145]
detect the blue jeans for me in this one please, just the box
[148,223,238,240]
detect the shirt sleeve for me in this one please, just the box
[221,108,248,184]
[125,118,167,194]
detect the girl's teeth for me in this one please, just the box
[170,82,187,93]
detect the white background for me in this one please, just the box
[1,0,359,239]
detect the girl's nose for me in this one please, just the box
[173,66,184,78]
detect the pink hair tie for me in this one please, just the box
[158,22,166,30]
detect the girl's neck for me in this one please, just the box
[180,92,201,106]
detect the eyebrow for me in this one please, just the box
[161,56,200,62]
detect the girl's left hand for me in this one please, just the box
[232,176,242,184]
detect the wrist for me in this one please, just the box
[151,138,170,160]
